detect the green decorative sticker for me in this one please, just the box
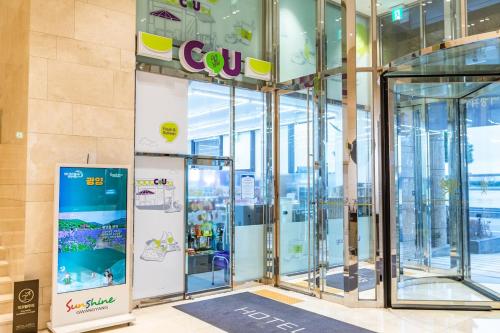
[203,51,225,76]
[160,122,179,143]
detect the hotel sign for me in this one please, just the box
[137,31,272,82]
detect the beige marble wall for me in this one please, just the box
[0,0,30,283]
[0,1,30,145]
[26,0,136,328]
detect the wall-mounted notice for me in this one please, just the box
[50,165,134,333]
[133,156,185,300]
[241,175,255,200]
[135,71,189,155]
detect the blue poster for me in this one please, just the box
[57,167,128,294]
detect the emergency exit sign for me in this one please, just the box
[392,7,403,22]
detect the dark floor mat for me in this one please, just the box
[174,292,375,333]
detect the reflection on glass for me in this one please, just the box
[326,1,342,69]
[467,0,500,36]
[234,88,266,283]
[356,8,371,67]
[326,1,371,69]
[188,81,230,157]
[424,0,445,47]
[278,89,316,291]
[357,72,375,300]
[379,3,421,65]
[186,160,232,293]
[279,0,316,82]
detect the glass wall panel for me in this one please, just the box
[188,81,231,157]
[356,2,372,67]
[278,89,315,290]
[326,1,372,68]
[464,84,500,298]
[322,75,344,297]
[234,88,266,283]
[326,0,342,69]
[279,0,317,82]
[378,1,421,65]
[424,0,445,46]
[356,72,376,300]
[468,0,500,35]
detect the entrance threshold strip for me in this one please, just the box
[174,292,374,333]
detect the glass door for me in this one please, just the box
[387,75,500,308]
[277,87,318,293]
[462,82,500,300]
[185,157,233,294]
[317,75,345,299]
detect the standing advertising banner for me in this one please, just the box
[133,156,185,300]
[49,165,134,333]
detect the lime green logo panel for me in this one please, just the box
[137,31,173,62]
[142,32,172,52]
[244,57,272,81]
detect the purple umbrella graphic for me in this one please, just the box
[150,9,181,22]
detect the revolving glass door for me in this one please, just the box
[386,76,500,308]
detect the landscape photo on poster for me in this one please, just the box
[57,167,128,294]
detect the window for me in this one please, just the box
[468,0,500,35]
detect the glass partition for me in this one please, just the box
[278,88,316,292]
[463,82,500,298]
[234,88,267,283]
[188,81,231,157]
[279,0,317,82]
[326,1,342,69]
[424,0,445,47]
[356,5,371,67]
[326,1,371,69]
[357,72,376,300]
[379,1,422,65]
[468,0,500,36]
[321,75,344,298]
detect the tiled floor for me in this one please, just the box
[42,285,499,333]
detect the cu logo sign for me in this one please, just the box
[18,288,35,304]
